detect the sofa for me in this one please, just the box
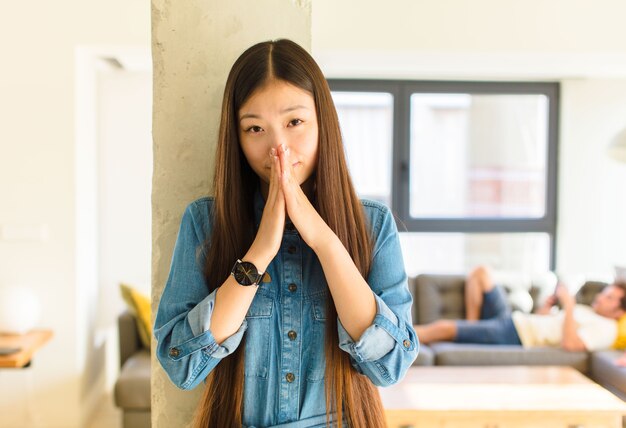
[110,275,626,428]
[114,310,151,428]
[409,274,626,400]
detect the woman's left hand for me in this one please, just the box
[277,144,332,251]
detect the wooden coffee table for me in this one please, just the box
[380,366,626,428]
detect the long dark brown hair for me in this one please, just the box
[193,39,387,428]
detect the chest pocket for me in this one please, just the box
[244,292,273,379]
[306,295,327,382]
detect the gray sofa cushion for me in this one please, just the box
[591,350,626,400]
[114,350,151,410]
[430,342,589,373]
[412,275,466,324]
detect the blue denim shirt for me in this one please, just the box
[154,188,419,427]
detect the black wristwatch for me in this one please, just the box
[230,259,266,287]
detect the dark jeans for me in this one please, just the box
[454,286,522,345]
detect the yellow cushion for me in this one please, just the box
[120,283,151,349]
[613,314,626,350]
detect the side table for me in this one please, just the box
[0,329,53,368]
[0,329,53,427]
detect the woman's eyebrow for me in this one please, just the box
[239,105,309,122]
[281,105,308,114]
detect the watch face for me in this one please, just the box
[233,261,259,286]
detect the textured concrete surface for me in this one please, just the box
[151,1,311,426]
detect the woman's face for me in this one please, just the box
[238,79,319,194]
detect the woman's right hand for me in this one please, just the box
[245,148,285,271]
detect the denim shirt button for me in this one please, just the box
[169,347,180,358]
[403,340,411,349]
[288,245,297,254]
[288,330,297,340]
[288,283,297,292]
[286,372,295,383]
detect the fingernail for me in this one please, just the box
[270,148,276,156]
[281,144,286,152]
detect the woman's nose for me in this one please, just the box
[270,140,288,154]
[268,129,288,151]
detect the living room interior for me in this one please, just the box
[1,1,626,427]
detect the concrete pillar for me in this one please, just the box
[151,1,311,426]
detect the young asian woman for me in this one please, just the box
[153,39,419,428]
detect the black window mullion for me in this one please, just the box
[546,84,560,270]
[393,85,410,226]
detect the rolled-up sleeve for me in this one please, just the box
[153,201,246,390]
[337,203,419,387]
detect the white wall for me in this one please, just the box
[558,79,626,278]
[96,65,152,392]
[312,0,626,279]
[312,0,626,79]
[313,0,626,53]
[0,1,149,426]
[97,67,152,324]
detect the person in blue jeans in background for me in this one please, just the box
[415,266,626,353]
[153,39,418,428]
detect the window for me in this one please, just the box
[331,91,394,205]
[329,80,559,274]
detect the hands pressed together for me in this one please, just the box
[250,144,331,266]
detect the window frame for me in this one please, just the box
[328,79,560,269]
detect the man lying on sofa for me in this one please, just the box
[414,266,626,352]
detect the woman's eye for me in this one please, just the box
[288,119,303,127]
[246,125,263,133]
